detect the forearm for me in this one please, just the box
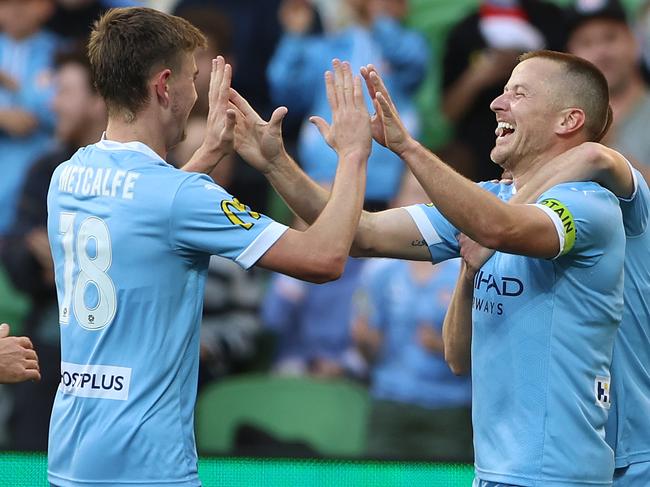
[442,266,474,375]
[180,145,228,174]
[514,142,634,203]
[300,150,367,260]
[265,150,331,224]
[400,139,512,248]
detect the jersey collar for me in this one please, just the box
[96,132,168,165]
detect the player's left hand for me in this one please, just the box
[458,233,495,277]
[198,56,236,162]
[229,88,288,173]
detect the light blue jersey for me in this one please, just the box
[46,138,287,487]
[405,181,625,486]
[608,167,650,474]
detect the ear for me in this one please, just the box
[153,69,173,108]
[556,108,586,136]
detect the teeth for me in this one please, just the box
[497,122,515,131]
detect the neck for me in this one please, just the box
[105,115,167,160]
[75,119,106,148]
[511,143,577,189]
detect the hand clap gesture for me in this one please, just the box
[360,64,413,157]
[310,60,372,160]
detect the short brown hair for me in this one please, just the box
[87,7,206,120]
[519,50,612,142]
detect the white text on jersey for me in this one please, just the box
[58,165,141,200]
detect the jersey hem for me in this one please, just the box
[48,472,200,487]
[614,450,650,468]
[475,467,613,486]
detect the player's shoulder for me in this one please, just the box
[539,181,619,207]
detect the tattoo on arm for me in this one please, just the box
[411,239,427,247]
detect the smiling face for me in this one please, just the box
[489,57,567,171]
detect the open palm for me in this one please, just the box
[230,88,287,173]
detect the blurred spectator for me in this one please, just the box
[566,0,650,181]
[45,0,140,43]
[268,0,428,210]
[440,0,565,182]
[0,47,106,450]
[0,0,60,237]
[197,256,267,389]
[352,171,472,461]
[261,232,366,379]
[173,0,285,212]
[637,0,650,76]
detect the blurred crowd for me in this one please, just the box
[0,0,649,462]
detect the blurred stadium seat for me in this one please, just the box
[195,374,370,457]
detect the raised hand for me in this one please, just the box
[229,88,288,173]
[360,64,412,156]
[309,59,372,160]
[458,233,495,277]
[199,56,236,160]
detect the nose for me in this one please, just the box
[490,92,507,114]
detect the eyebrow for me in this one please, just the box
[506,83,529,92]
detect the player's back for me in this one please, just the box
[47,139,213,486]
[607,167,650,470]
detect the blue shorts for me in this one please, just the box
[613,461,650,487]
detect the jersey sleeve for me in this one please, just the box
[403,181,502,263]
[618,163,649,238]
[169,174,288,269]
[531,183,623,266]
[403,203,460,263]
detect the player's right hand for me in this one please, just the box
[0,324,40,384]
[200,56,236,162]
[360,64,412,157]
[458,233,495,277]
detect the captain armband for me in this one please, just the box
[539,198,576,256]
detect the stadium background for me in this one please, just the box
[0,0,646,485]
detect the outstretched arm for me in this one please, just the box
[229,63,432,262]
[362,66,561,259]
[252,61,370,282]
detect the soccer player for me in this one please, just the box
[444,141,650,486]
[0,323,40,383]
[231,50,625,485]
[46,7,371,487]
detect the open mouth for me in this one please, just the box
[495,121,515,139]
